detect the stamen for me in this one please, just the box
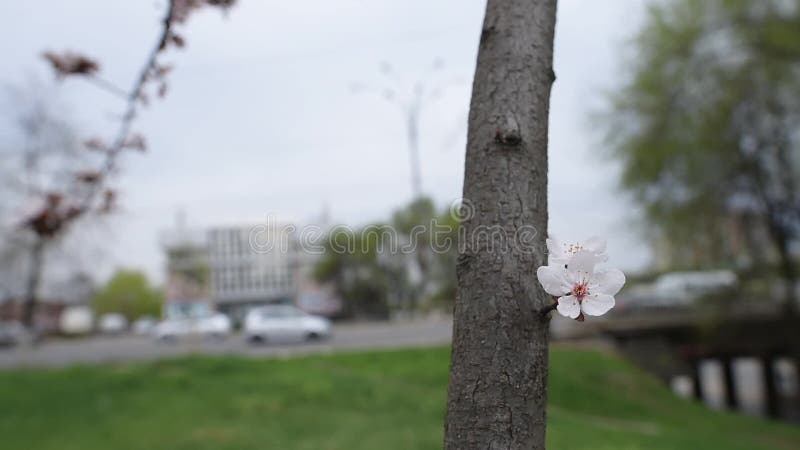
[572,282,589,301]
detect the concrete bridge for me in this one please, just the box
[554,305,800,422]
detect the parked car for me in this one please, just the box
[244,305,332,343]
[0,322,30,347]
[59,306,94,336]
[296,288,343,318]
[652,270,738,305]
[132,316,157,335]
[154,313,231,342]
[98,313,128,335]
[618,270,739,311]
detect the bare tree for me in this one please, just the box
[444,1,557,449]
[0,85,112,315]
[0,85,87,318]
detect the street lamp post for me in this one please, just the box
[352,59,450,200]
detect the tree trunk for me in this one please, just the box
[22,237,46,328]
[767,221,797,315]
[776,237,798,315]
[444,1,557,449]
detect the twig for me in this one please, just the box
[79,0,176,207]
[84,75,129,100]
[538,301,558,317]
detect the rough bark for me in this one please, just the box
[443,1,557,449]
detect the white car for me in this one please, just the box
[132,316,158,335]
[60,306,94,336]
[98,313,128,335]
[0,322,31,347]
[244,305,332,343]
[652,270,738,305]
[154,313,232,342]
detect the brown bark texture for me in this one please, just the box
[444,0,557,449]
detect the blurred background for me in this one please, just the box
[0,0,798,449]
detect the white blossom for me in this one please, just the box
[546,236,608,267]
[537,250,625,319]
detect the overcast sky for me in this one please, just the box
[0,0,652,284]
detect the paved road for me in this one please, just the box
[0,319,454,369]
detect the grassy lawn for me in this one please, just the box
[0,345,798,450]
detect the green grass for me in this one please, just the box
[0,346,798,450]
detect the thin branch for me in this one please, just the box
[79,0,176,206]
[84,75,129,100]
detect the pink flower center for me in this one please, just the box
[572,282,589,300]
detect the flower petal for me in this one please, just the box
[583,236,607,254]
[546,237,566,266]
[581,293,615,316]
[593,268,626,296]
[566,250,597,276]
[546,236,561,254]
[537,265,570,296]
[557,295,581,319]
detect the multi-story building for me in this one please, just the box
[208,224,296,322]
[161,216,340,323]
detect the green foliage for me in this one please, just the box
[314,196,460,317]
[391,197,436,234]
[91,269,163,321]
[427,207,459,310]
[0,346,798,450]
[314,226,396,319]
[605,0,800,269]
[167,245,209,285]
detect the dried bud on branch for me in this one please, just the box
[123,133,147,152]
[24,208,60,237]
[207,0,237,11]
[22,193,85,238]
[100,190,116,213]
[206,0,235,6]
[171,0,237,24]
[64,206,85,221]
[76,171,102,184]
[83,138,107,151]
[42,51,99,77]
[154,64,174,78]
[171,0,202,23]
[45,193,63,207]
[169,33,186,48]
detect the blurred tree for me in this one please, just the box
[0,85,96,311]
[391,196,437,313]
[14,0,236,329]
[313,227,395,319]
[605,0,800,311]
[313,197,460,318]
[444,0,556,447]
[427,205,459,310]
[91,269,163,321]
